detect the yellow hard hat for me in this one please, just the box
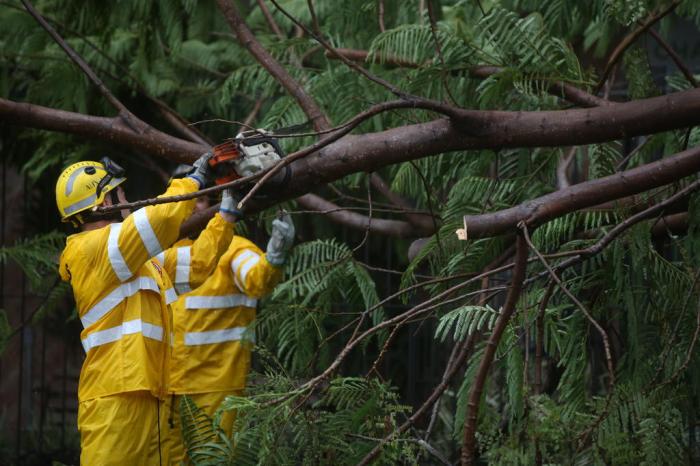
[55,159,126,223]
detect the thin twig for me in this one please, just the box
[595,1,681,94]
[426,0,459,106]
[540,179,700,278]
[521,225,615,389]
[358,333,473,465]
[521,224,618,450]
[256,0,284,38]
[377,0,386,32]
[647,27,698,88]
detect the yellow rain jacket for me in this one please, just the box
[154,213,234,295]
[58,177,199,402]
[169,235,282,394]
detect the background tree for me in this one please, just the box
[1,0,700,464]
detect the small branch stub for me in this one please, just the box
[456,217,468,240]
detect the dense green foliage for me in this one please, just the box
[2,0,700,464]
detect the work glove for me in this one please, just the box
[186,151,214,187]
[219,189,242,221]
[266,212,295,266]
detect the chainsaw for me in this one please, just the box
[208,129,288,190]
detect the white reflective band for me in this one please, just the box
[81,277,161,327]
[184,327,252,346]
[154,251,166,265]
[231,250,260,291]
[165,287,178,304]
[184,294,257,309]
[133,208,162,258]
[108,223,132,281]
[174,246,191,294]
[81,319,164,352]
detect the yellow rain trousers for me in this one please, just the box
[59,178,199,465]
[78,391,173,466]
[167,235,282,464]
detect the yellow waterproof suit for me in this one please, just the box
[154,213,234,296]
[167,234,282,463]
[59,178,198,465]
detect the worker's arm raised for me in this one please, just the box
[229,215,295,298]
[105,152,214,282]
[106,177,200,282]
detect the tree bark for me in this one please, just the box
[462,143,700,239]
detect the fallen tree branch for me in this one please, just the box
[462,145,700,239]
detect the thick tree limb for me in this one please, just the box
[6,85,700,222]
[462,144,700,239]
[0,98,202,163]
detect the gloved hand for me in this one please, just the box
[266,212,295,266]
[186,151,214,187]
[219,189,242,222]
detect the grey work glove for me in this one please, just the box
[219,189,242,221]
[266,213,295,266]
[186,151,214,188]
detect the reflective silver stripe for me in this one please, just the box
[231,250,259,291]
[239,255,260,286]
[81,319,164,352]
[184,294,257,309]
[154,251,166,265]
[81,276,161,327]
[108,223,132,281]
[63,193,99,215]
[174,246,191,294]
[184,327,251,346]
[133,208,162,257]
[65,166,92,195]
[165,287,178,304]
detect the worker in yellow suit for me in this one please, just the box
[167,206,296,463]
[56,153,213,466]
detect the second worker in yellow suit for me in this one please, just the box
[167,205,296,463]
